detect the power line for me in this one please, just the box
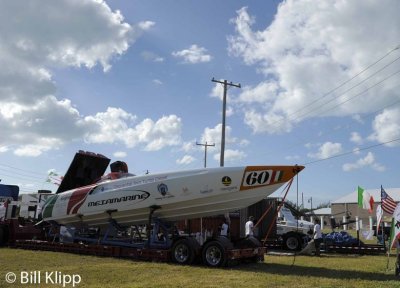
[307,69,400,119]
[303,137,400,166]
[263,45,400,130]
[294,56,400,121]
[0,163,45,176]
[283,45,400,122]
[0,170,45,182]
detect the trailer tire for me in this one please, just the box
[202,239,231,267]
[284,233,302,251]
[171,238,197,265]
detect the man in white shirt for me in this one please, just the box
[220,219,229,237]
[313,218,322,256]
[245,216,254,237]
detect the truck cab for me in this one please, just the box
[277,207,314,250]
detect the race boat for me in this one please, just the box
[41,151,304,228]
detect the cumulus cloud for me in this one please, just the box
[113,151,127,158]
[0,0,159,156]
[172,44,212,64]
[152,79,163,85]
[213,149,246,163]
[350,132,363,145]
[307,142,343,160]
[342,152,385,172]
[200,124,248,163]
[176,155,196,165]
[369,108,400,147]
[228,2,400,134]
[84,110,182,151]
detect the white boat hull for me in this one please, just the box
[42,165,303,227]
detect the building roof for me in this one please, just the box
[331,187,400,204]
[311,207,331,215]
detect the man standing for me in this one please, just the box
[245,216,254,237]
[313,218,322,256]
[220,219,229,237]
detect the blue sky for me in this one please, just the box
[1,0,400,208]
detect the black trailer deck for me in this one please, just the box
[13,239,266,265]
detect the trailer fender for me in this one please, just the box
[235,236,262,249]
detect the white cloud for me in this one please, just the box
[369,108,400,147]
[342,152,385,172]
[172,44,212,64]
[152,79,163,85]
[84,111,182,151]
[0,146,9,153]
[238,82,279,104]
[350,132,363,145]
[181,141,196,153]
[227,2,400,134]
[244,110,292,134]
[201,124,237,146]
[176,155,196,165]
[213,149,246,162]
[0,1,154,156]
[210,82,225,100]
[113,151,127,158]
[307,142,343,160]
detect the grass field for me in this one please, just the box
[1,248,400,288]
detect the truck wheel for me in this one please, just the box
[171,238,196,265]
[202,240,229,267]
[284,234,301,251]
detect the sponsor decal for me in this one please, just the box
[87,190,150,207]
[42,194,59,218]
[222,176,232,186]
[240,168,284,190]
[157,183,168,196]
[67,187,94,215]
[200,185,214,194]
[155,183,174,199]
[132,175,168,186]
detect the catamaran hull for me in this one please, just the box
[42,165,303,227]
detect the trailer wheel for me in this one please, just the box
[202,240,228,267]
[171,238,196,265]
[284,234,302,251]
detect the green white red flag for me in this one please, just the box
[357,186,374,213]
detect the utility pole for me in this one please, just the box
[308,197,313,211]
[196,141,215,168]
[211,78,241,167]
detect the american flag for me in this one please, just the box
[381,186,397,215]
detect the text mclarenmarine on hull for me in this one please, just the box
[42,157,304,228]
